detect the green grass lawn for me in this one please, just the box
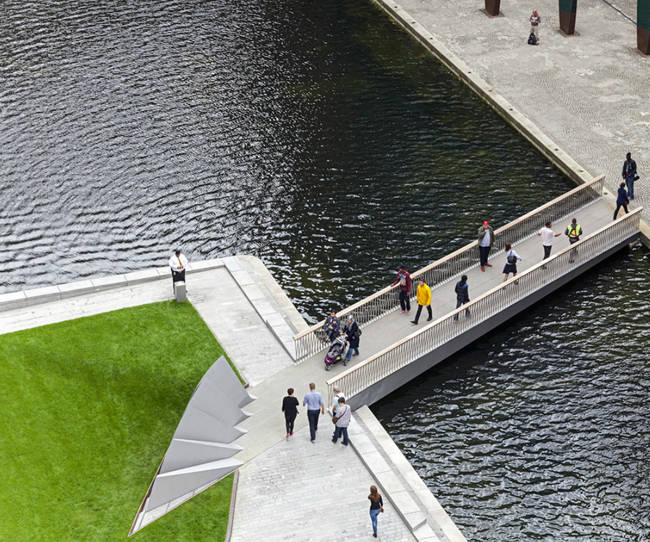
[0,301,238,541]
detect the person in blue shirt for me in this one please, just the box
[303,382,325,442]
[614,182,629,220]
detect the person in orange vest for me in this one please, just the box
[411,279,432,325]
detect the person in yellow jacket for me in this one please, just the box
[411,279,432,325]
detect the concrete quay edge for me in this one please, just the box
[351,406,467,542]
[0,258,225,312]
[371,0,650,246]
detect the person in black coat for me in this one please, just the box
[614,182,629,220]
[343,315,360,363]
[281,388,299,439]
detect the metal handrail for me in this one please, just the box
[326,208,642,405]
[294,175,606,360]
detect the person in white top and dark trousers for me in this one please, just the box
[169,249,188,292]
[537,221,561,260]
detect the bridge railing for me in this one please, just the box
[294,175,606,360]
[325,208,641,404]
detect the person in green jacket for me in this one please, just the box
[411,279,432,325]
[477,220,495,272]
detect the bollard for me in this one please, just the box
[559,0,578,35]
[174,281,187,302]
[639,0,650,55]
[484,0,500,17]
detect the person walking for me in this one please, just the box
[565,218,583,263]
[343,315,360,361]
[281,388,299,439]
[614,182,630,220]
[453,275,470,320]
[622,152,638,200]
[411,278,432,325]
[330,385,345,417]
[169,249,188,292]
[368,485,384,538]
[391,265,412,313]
[324,309,340,342]
[537,221,561,260]
[529,10,541,42]
[331,397,351,446]
[503,243,522,282]
[303,383,325,443]
[477,220,495,272]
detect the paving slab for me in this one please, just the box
[374,0,649,236]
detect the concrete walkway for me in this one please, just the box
[375,0,648,226]
[231,423,416,542]
[233,197,614,467]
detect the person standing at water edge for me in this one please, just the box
[281,388,299,439]
[391,265,412,313]
[331,397,351,446]
[343,315,360,362]
[453,275,470,320]
[411,279,432,325]
[303,382,324,443]
[614,182,629,220]
[477,220,495,272]
[324,309,340,342]
[169,249,188,291]
[538,221,561,260]
[622,152,637,200]
[368,485,384,538]
[503,243,522,281]
[565,218,583,263]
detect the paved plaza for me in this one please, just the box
[380,0,648,228]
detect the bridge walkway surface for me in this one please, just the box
[234,176,640,465]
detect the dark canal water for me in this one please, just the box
[1,0,647,540]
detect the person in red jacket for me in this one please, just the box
[391,264,412,313]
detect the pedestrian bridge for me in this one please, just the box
[291,176,642,408]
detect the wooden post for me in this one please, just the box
[484,0,500,17]
[639,0,650,55]
[559,0,578,35]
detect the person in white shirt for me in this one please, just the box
[503,243,522,282]
[537,221,562,260]
[169,249,189,291]
[331,397,351,446]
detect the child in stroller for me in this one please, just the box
[324,334,348,371]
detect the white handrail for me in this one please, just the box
[293,175,606,360]
[326,208,641,402]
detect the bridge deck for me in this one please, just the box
[235,197,618,464]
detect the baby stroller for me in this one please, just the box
[324,335,348,371]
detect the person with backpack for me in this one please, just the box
[391,264,412,313]
[503,243,522,282]
[453,275,470,320]
[411,278,432,325]
[622,152,638,200]
[529,10,541,44]
[565,218,583,263]
[343,314,361,361]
